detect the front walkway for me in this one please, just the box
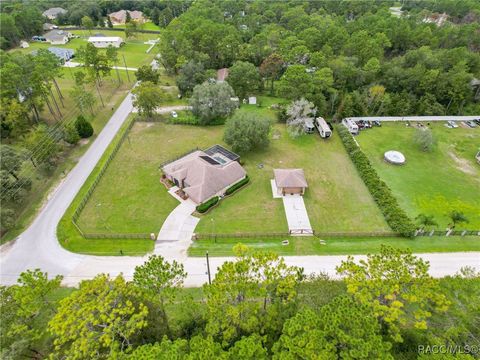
[155,187,199,259]
[271,180,313,235]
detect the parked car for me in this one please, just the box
[447,120,458,128]
[355,120,365,130]
[170,111,178,118]
[466,120,477,128]
[304,119,315,133]
[473,119,480,125]
[445,123,454,129]
[364,120,372,128]
[372,120,381,127]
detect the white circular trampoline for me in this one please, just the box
[384,150,406,165]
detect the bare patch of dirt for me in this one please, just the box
[448,150,477,175]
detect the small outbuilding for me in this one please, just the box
[20,40,29,48]
[217,68,229,82]
[88,36,124,48]
[274,169,308,196]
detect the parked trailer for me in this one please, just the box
[315,117,332,138]
[342,118,359,135]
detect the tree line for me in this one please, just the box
[157,0,479,118]
[1,246,479,359]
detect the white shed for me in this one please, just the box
[88,36,124,48]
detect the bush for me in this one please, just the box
[196,196,219,213]
[225,176,249,195]
[75,115,94,138]
[0,207,16,232]
[166,112,199,125]
[224,112,271,153]
[63,123,80,144]
[337,125,416,236]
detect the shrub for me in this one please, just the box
[63,123,80,144]
[337,125,415,236]
[75,115,94,138]
[413,128,435,152]
[196,196,219,213]
[224,112,271,153]
[225,176,249,195]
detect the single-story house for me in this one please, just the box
[162,145,246,204]
[217,68,229,82]
[88,36,124,48]
[43,23,58,31]
[44,30,70,45]
[108,10,145,25]
[42,7,67,20]
[274,169,308,196]
[47,47,74,62]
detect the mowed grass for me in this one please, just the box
[78,102,388,237]
[77,123,226,234]
[188,235,480,256]
[356,122,480,229]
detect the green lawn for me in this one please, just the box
[77,102,389,238]
[188,235,480,256]
[356,122,480,230]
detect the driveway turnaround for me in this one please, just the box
[1,89,479,287]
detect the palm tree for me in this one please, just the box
[415,214,438,231]
[449,210,469,228]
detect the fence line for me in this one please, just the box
[71,118,153,240]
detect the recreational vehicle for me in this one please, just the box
[315,117,332,138]
[342,118,359,135]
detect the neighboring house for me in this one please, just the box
[273,169,308,196]
[217,68,229,82]
[162,145,246,204]
[42,7,67,20]
[88,36,124,48]
[43,23,58,31]
[44,30,71,45]
[108,10,145,25]
[423,12,449,26]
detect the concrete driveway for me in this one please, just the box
[282,195,313,235]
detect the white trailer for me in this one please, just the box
[342,118,359,135]
[315,117,332,138]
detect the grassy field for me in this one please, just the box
[356,122,480,230]
[77,101,389,239]
[188,235,480,256]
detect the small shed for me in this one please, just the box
[248,96,257,105]
[20,40,29,48]
[274,169,308,196]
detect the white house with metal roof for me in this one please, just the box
[88,36,124,48]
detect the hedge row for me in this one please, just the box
[225,176,250,195]
[196,196,219,213]
[337,125,416,237]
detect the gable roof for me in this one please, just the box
[217,68,229,82]
[108,10,145,23]
[163,150,246,203]
[274,169,308,188]
[88,36,124,43]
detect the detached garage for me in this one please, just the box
[88,36,124,48]
[274,169,308,196]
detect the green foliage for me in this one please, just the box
[337,245,450,343]
[190,82,237,125]
[224,111,271,153]
[0,207,16,232]
[414,128,435,152]
[196,196,219,213]
[225,176,249,196]
[48,274,148,359]
[227,61,261,100]
[0,270,62,359]
[135,65,160,84]
[63,123,80,145]
[176,61,210,96]
[449,210,469,227]
[273,297,392,359]
[132,81,164,119]
[74,115,94,138]
[337,125,416,236]
[203,247,303,347]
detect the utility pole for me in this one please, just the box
[122,54,131,82]
[206,251,211,285]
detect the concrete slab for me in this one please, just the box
[282,195,313,235]
[270,179,282,198]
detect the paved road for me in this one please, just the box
[1,92,479,286]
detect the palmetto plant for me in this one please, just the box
[449,210,469,227]
[415,214,438,230]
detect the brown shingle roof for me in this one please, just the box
[274,169,308,188]
[163,150,246,203]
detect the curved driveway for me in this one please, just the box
[1,92,479,286]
